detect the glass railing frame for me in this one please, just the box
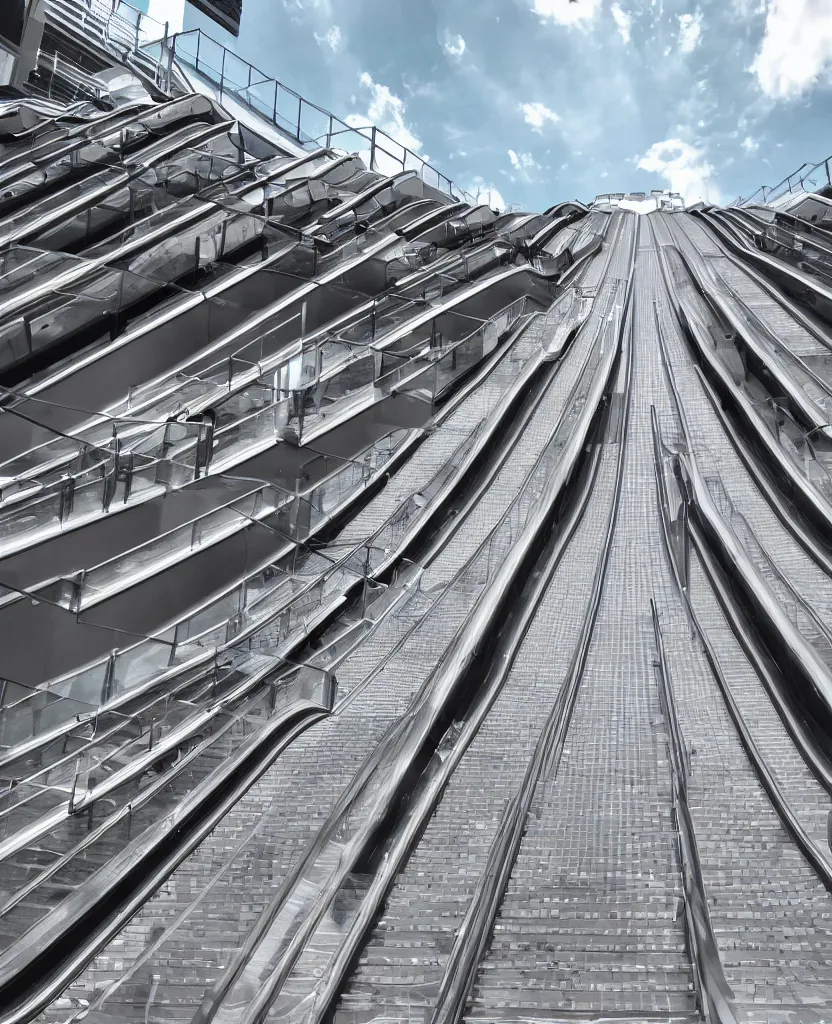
[19,427,414,716]
[164,27,476,204]
[0,260,536,543]
[735,157,832,208]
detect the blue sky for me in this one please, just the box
[154,0,832,210]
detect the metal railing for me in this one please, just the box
[43,0,481,208]
[4,289,532,717]
[0,270,532,552]
[164,28,472,203]
[734,156,832,208]
[5,431,410,721]
[43,5,478,205]
[43,0,175,89]
[66,425,413,610]
[89,0,170,46]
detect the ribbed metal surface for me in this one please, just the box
[334,449,620,1023]
[465,240,691,1020]
[4,10,832,1024]
[685,552,832,1012]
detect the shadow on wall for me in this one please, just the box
[0,0,25,50]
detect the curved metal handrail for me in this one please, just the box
[165,27,478,205]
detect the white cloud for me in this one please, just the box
[282,0,338,12]
[507,149,540,182]
[465,176,507,211]
[520,101,560,133]
[346,73,424,175]
[531,0,602,25]
[751,0,832,100]
[611,3,632,44]
[508,149,538,171]
[741,135,759,153]
[637,138,719,204]
[442,32,466,58]
[729,0,767,15]
[283,0,334,19]
[314,24,342,51]
[678,10,702,53]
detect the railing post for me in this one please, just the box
[327,114,333,149]
[273,79,279,123]
[157,20,170,88]
[101,650,117,705]
[297,95,302,138]
[220,46,226,97]
[195,29,201,70]
[169,624,181,665]
[370,126,377,172]
[164,27,176,93]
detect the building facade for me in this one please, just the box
[188,0,241,36]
